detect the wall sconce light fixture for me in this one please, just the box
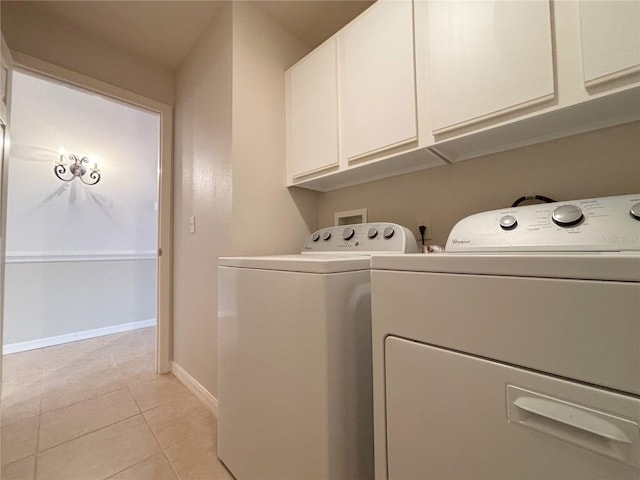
[54,148,101,185]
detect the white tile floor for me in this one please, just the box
[1,328,234,480]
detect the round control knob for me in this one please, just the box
[342,227,355,241]
[322,231,332,241]
[383,226,395,239]
[367,228,378,239]
[311,233,320,242]
[499,215,517,230]
[552,204,583,227]
[630,203,640,221]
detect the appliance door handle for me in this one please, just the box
[513,396,631,444]
[507,385,640,468]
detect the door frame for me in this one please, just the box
[8,51,173,373]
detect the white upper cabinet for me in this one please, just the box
[286,38,339,181]
[339,0,417,162]
[426,0,555,134]
[579,0,640,89]
[285,0,638,191]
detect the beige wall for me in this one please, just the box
[230,2,318,256]
[173,2,318,397]
[0,2,174,105]
[318,121,640,246]
[173,3,233,397]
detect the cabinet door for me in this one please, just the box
[287,38,339,180]
[427,0,555,134]
[579,0,640,89]
[339,0,417,163]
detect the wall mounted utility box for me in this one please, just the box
[335,208,367,226]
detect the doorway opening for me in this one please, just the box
[0,55,176,475]
[3,70,160,356]
[1,52,173,375]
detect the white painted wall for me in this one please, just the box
[3,71,159,348]
[7,71,159,255]
[3,259,156,345]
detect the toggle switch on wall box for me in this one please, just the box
[189,216,196,234]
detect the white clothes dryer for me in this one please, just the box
[371,194,640,479]
[217,223,417,480]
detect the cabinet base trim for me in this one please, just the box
[291,161,340,182]
[346,136,418,165]
[432,92,556,136]
[432,87,640,163]
[585,65,640,90]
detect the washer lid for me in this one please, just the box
[219,254,371,273]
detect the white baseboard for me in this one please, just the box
[171,361,219,417]
[2,318,157,355]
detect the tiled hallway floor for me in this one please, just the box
[1,327,234,480]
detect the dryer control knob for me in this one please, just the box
[552,205,583,227]
[342,227,355,241]
[367,228,378,239]
[311,233,320,242]
[630,203,640,220]
[499,215,518,230]
[322,231,332,241]
[383,227,395,239]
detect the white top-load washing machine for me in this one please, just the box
[370,194,640,479]
[218,223,417,480]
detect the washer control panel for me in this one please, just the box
[447,194,640,252]
[302,223,418,253]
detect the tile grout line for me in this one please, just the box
[0,361,44,477]
[33,360,45,480]
[132,384,184,480]
[100,450,159,480]
[38,383,129,418]
[38,347,155,476]
[36,354,143,454]
[3,329,159,479]
[1,360,42,428]
[40,347,122,410]
[96,375,155,480]
[126,383,144,413]
[35,411,143,456]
